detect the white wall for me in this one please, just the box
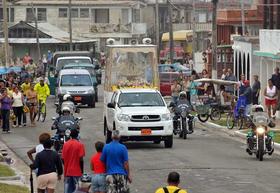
[259,30,280,54]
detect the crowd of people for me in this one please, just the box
[0,65,50,133]
[27,129,134,193]
[171,66,280,120]
[28,128,187,193]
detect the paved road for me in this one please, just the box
[1,87,280,193]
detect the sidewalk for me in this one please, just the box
[0,139,31,190]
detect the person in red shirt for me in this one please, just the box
[23,53,31,65]
[62,129,85,193]
[90,141,106,193]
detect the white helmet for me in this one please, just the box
[63,94,71,101]
[62,106,71,112]
[179,91,187,98]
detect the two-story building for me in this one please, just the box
[1,0,148,59]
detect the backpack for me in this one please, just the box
[163,187,182,193]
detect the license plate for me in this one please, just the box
[74,96,82,101]
[141,129,152,135]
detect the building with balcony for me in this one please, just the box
[2,0,148,52]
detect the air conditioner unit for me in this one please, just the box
[106,38,115,45]
[129,39,138,45]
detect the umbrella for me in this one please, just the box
[194,78,238,85]
[7,66,22,73]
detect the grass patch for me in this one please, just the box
[0,183,29,193]
[274,132,280,143]
[209,114,228,127]
[0,164,15,177]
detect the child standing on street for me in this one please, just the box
[90,141,106,193]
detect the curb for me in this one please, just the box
[0,175,21,181]
[199,121,280,150]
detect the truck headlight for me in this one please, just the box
[161,113,171,121]
[117,114,130,122]
[87,89,94,94]
[256,126,265,135]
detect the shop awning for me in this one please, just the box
[254,51,280,59]
[162,30,193,41]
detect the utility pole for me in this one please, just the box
[155,0,160,62]
[167,0,174,63]
[31,3,41,62]
[212,0,218,78]
[3,0,9,67]
[192,0,196,64]
[68,0,73,51]
[241,0,245,35]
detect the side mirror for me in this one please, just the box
[94,65,100,70]
[77,117,83,121]
[52,117,56,121]
[169,102,175,108]
[107,102,115,108]
[54,102,59,107]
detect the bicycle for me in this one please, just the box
[36,99,47,122]
[226,96,252,130]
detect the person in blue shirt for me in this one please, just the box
[101,130,132,192]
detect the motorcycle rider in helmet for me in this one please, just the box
[56,93,77,115]
[52,106,79,134]
[173,91,194,134]
[246,105,274,155]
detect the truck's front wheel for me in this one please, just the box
[164,135,173,148]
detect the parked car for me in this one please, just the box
[159,72,190,96]
[158,63,191,74]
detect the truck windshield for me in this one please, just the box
[57,59,91,71]
[61,75,92,86]
[111,51,154,87]
[118,93,165,107]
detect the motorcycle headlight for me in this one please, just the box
[117,114,130,122]
[256,127,265,135]
[65,129,71,137]
[161,113,171,121]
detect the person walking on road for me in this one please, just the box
[252,75,261,105]
[271,67,280,110]
[90,141,106,193]
[101,130,132,193]
[30,138,63,193]
[264,79,278,119]
[12,86,24,127]
[0,89,12,133]
[27,132,51,163]
[62,129,85,193]
[26,83,38,126]
[154,172,187,193]
[225,68,236,95]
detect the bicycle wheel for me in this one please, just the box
[210,108,222,121]
[226,112,235,129]
[40,103,46,122]
[36,105,41,121]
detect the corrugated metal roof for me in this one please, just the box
[28,22,70,42]
[14,0,142,6]
[0,38,63,44]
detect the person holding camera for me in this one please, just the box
[30,138,63,193]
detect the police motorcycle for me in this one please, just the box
[55,94,80,115]
[51,106,82,153]
[246,105,275,161]
[170,92,195,139]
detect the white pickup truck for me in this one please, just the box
[104,89,173,148]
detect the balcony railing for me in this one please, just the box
[90,23,147,34]
[173,22,212,31]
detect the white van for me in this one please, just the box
[56,69,96,108]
